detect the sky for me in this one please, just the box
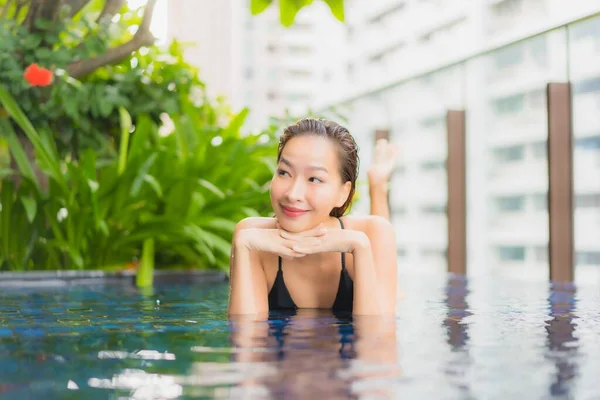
[127,0,169,42]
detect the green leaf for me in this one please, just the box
[34,48,53,59]
[280,0,313,27]
[130,153,158,197]
[142,174,163,199]
[0,118,39,192]
[0,85,65,192]
[20,196,37,223]
[1,180,14,262]
[22,35,42,50]
[198,178,225,199]
[118,107,132,175]
[322,0,345,21]
[223,108,249,138]
[250,0,273,14]
[98,99,113,118]
[198,218,237,235]
[0,168,14,179]
[136,238,155,288]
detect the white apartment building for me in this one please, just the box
[319,0,600,280]
[165,0,345,129]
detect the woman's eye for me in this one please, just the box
[309,177,322,183]
[277,169,289,176]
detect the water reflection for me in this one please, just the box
[227,309,401,399]
[545,282,579,398]
[444,274,471,350]
[443,274,473,397]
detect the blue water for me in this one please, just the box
[1,269,600,399]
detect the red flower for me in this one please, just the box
[23,63,53,87]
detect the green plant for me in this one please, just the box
[0,0,199,156]
[250,0,345,27]
[0,83,279,272]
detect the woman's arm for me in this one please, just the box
[354,216,398,315]
[367,138,398,221]
[351,235,384,315]
[369,183,390,221]
[227,222,269,317]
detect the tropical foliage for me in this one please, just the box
[0,0,347,274]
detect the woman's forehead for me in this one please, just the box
[281,136,339,167]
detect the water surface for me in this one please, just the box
[1,269,599,399]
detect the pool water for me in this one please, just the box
[1,269,600,399]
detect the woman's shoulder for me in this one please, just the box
[235,216,277,232]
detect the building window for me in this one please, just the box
[531,141,547,158]
[534,246,548,262]
[574,77,600,94]
[392,205,407,215]
[421,160,446,171]
[286,93,310,102]
[576,251,600,265]
[419,115,445,130]
[493,93,524,116]
[288,45,312,55]
[368,1,406,25]
[532,193,547,211]
[529,36,548,68]
[575,136,600,151]
[287,69,312,78]
[575,194,600,209]
[421,204,446,215]
[267,69,277,81]
[493,145,524,162]
[493,45,523,69]
[495,196,525,212]
[498,246,526,261]
[421,248,446,258]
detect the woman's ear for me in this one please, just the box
[336,181,352,208]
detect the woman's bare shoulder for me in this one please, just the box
[235,216,277,231]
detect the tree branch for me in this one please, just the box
[96,0,125,24]
[66,0,157,79]
[23,0,42,30]
[38,0,64,23]
[0,0,14,19]
[65,0,92,18]
[13,0,29,20]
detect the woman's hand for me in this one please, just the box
[236,224,327,260]
[367,138,399,189]
[276,222,370,255]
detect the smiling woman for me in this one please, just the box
[228,118,398,317]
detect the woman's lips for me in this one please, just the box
[281,205,309,218]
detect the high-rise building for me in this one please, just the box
[319,0,600,280]
[166,0,345,129]
[166,0,245,111]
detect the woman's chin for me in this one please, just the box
[275,214,313,233]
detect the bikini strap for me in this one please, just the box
[337,217,346,270]
[278,256,283,272]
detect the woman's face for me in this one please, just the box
[270,135,351,233]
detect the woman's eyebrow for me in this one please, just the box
[280,157,329,173]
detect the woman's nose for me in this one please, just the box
[285,179,306,201]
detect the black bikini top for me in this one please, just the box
[268,217,354,312]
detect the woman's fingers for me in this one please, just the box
[292,242,322,255]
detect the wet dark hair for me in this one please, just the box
[277,118,360,217]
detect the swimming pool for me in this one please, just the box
[1,268,599,399]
